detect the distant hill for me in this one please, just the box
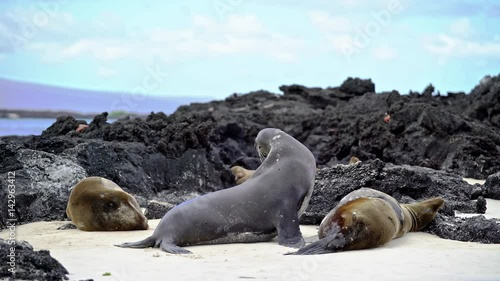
[0,78,215,114]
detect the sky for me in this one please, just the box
[0,0,499,100]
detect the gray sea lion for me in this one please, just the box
[292,188,444,255]
[116,128,316,254]
[230,166,255,185]
[66,177,148,231]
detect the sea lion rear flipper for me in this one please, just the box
[160,241,192,254]
[286,234,346,255]
[115,236,156,248]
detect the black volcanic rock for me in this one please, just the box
[175,76,500,179]
[67,141,232,197]
[426,215,500,243]
[484,171,500,199]
[41,116,87,137]
[301,159,478,224]
[144,200,175,219]
[339,77,375,96]
[0,141,86,227]
[466,75,500,128]
[0,239,69,281]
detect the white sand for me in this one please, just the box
[463,178,486,185]
[2,199,500,281]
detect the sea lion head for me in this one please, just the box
[403,197,445,231]
[67,177,148,231]
[254,128,283,161]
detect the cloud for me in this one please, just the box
[27,39,130,62]
[308,9,407,59]
[424,18,500,60]
[147,14,303,62]
[308,10,352,33]
[97,67,117,78]
[11,12,302,64]
[338,0,361,8]
[0,8,76,53]
[60,39,130,61]
[449,17,474,38]
[0,54,5,60]
[372,46,397,60]
[424,34,500,58]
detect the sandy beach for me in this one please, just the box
[2,196,500,281]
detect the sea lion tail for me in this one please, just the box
[286,234,346,255]
[115,236,156,249]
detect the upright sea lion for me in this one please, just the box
[292,188,444,255]
[230,166,255,185]
[66,177,148,231]
[116,128,317,254]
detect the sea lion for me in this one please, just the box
[66,177,148,231]
[292,188,444,255]
[116,128,316,254]
[230,166,255,185]
[348,156,360,165]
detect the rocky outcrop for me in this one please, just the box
[300,159,490,225]
[0,141,86,227]
[483,171,500,199]
[18,75,500,180]
[144,200,175,219]
[0,239,69,281]
[426,215,500,243]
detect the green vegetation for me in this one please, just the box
[108,110,128,118]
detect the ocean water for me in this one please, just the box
[0,118,99,136]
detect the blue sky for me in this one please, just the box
[0,0,499,99]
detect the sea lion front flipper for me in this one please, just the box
[276,208,305,248]
[287,232,347,255]
[160,241,192,254]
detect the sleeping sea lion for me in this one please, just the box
[292,188,444,255]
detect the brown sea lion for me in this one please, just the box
[230,166,255,185]
[292,187,444,255]
[348,156,360,165]
[66,177,148,231]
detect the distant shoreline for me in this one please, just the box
[0,109,99,119]
[0,109,147,119]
